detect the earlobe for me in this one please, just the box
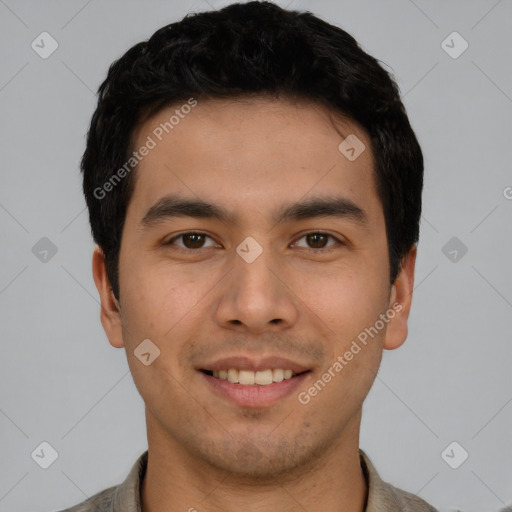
[91,246,125,349]
[383,245,417,351]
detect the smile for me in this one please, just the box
[201,368,305,386]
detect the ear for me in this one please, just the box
[92,246,125,348]
[383,245,417,350]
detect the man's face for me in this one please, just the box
[97,97,413,478]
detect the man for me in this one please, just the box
[60,1,437,510]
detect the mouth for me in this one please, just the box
[199,368,310,386]
[197,357,313,407]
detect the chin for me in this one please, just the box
[197,436,319,481]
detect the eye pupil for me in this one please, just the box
[307,233,327,248]
[183,233,204,248]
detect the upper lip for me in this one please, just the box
[198,355,311,374]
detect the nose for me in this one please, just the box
[214,243,300,334]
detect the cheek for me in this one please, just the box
[118,257,219,358]
[121,284,184,342]
[293,264,388,329]
[298,272,387,415]
[118,270,203,403]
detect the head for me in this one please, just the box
[85,1,422,478]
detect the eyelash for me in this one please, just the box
[164,231,344,254]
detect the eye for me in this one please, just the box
[164,232,219,250]
[292,232,342,252]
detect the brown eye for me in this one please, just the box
[306,233,329,248]
[166,232,218,250]
[294,232,340,250]
[182,233,206,248]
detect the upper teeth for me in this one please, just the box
[212,369,295,385]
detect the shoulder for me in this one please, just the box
[53,450,148,512]
[378,481,438,512]
[54,484,117,512]
[360,449,438,512]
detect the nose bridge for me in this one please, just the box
[235,238,277,294]
[232,235,278,287]
[215,235,299,331]
[233,235,281,305]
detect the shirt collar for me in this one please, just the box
[359,449,435,511]
[111,449,429,511]
[111,450,147,512]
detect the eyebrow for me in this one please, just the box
[140,194,368,229]
[274,196,367,226]
[141,195,236,227]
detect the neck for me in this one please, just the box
[141,411,368,512]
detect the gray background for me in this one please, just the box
[1,0,511,510]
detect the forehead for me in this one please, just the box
[127,96,381,226]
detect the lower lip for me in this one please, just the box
[200,371,311,407]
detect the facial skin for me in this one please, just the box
[92,96,416,512]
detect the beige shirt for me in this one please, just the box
[57,449,437,512]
